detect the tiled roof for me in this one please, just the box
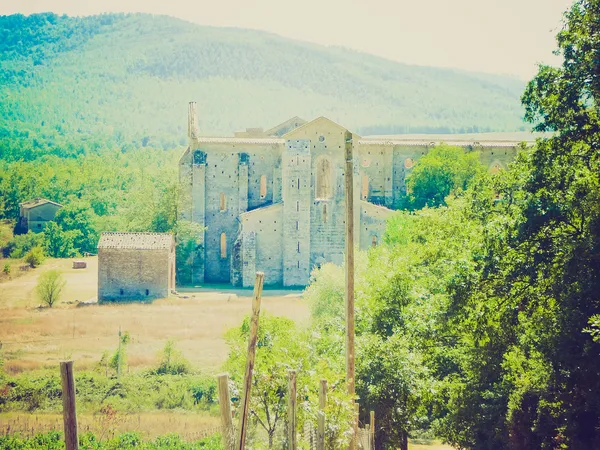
[195,137,285,145]
[98,232,173,250]
[357,139,526,148]
[20,198,62,209]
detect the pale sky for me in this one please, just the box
[1,0,573,80]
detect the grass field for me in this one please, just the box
[0,256,309,374]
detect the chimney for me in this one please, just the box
[188,101,198,140]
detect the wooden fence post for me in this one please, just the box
[317,379,327,450]
[236,272,264,450]
[370,410,375,449]
[60,361,78,450]
[344,130,357,450]
[287,370,297,450]
[218,373,234,450]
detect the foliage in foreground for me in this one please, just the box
[0,430,222,450]
[224,315,354,449]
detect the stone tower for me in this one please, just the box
[282,139,312,286]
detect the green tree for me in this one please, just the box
[44,221,80,258]
[405,144,486,209]
[36,270,66,307]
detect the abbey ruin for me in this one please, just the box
[179,102,523,287]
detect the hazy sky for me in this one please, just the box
[2,0,573,80]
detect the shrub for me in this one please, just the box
[25,246,45,268]
[2,263,10,275]
[35,270,66,307]
[3,231,45,258]
[155,340,190,375]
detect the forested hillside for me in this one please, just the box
[0,12,526,161]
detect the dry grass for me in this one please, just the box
[0,411,220,441]
[0,256,310,374]
[409,442,454,450]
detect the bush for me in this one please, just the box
[25,246,45,267]
[4,231,45,258]
[154,340,191,375]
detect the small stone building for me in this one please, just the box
[97,232,175,302]
[19,198,62,232]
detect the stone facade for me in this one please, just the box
[19,198,62,232]
[179,102,528,287]
[97,232,175,302]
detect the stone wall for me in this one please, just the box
[98,248,172,301]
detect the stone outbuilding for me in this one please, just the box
[97,232,176,302]
[19,198,62,232]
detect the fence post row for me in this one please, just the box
[236,272,264,450]
[218,373,235,450]
[60,360,79,450]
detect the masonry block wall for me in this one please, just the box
[98,244,175,302]
[179,106,528,287]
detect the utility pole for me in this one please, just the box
[344,130,357,450]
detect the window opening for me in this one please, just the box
[220,193,226,211]
[361,174,369,200]
[260,175,267,198]
[220,233,227,259]
[316,158,332,199]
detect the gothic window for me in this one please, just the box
[220,193,226,211]
[316,158,332,199]
[361,174,369,200]
[260,175,267,199]
[372,235,377,247]
[220,233,227,259]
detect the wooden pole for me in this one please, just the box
[287,370,297,450]
[236,272,264,450]
[370,410,375,450]
[218,373,234,450]
[317,379,327,450]
[60,361,79,450]
[344,130,357,450]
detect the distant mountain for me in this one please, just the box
[0,13,528,160]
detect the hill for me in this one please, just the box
[0,13,527,160]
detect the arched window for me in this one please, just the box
[220,233,227,259]
[372,235,377,248]
[220,193,226,211]
[323,204,328,223]
[361,174,369,200]
[260,175,267,198]
[316,158,332,199]
[296,200,300,212]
